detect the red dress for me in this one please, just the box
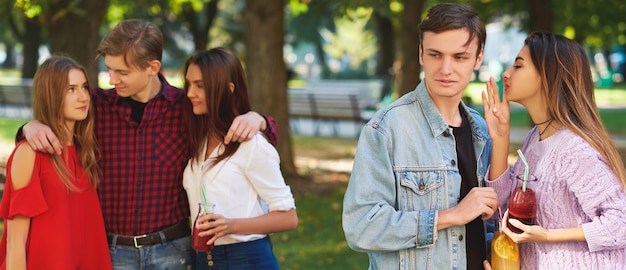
[0,143,112,269]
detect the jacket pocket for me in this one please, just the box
[398,171,445,211]
[400,171,444,195]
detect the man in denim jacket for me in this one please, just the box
[342,3,498,270]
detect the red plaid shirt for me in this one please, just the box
[93,74,278,236]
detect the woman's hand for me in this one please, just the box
[501,210,549,243]
[196,213,231,245]
[481,77,511,142]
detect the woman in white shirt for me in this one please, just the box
[182,47,298,269]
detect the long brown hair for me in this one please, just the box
[32,56,100,190]
[183,48,252,167]
[525,32,626,189]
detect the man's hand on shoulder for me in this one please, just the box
[23,120,62,155]
[224,111,265,144]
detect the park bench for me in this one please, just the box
[0,79,33,118]
[288,79,383,137]
[304,79,384,110]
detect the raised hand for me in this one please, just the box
[481,77,510,142]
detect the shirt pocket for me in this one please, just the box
[399,171,445,211]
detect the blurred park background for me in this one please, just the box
[1,0,626,269]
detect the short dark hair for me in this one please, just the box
[418,3,486,55]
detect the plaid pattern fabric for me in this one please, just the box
[93,74,279,236]
[93,76,190,235]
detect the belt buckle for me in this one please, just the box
[133,234,148,248]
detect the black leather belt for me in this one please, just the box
[107,221,190,248]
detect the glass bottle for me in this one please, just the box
[491,217,520,270]
[192,202,215,252]
[507,174,538,233]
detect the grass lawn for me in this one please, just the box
[272,187,369,269]
[0,118,28,144]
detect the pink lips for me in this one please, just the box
[437,79,456,87]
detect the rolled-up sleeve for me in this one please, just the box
[243,134,295,211]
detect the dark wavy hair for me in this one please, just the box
[183,48,251,167]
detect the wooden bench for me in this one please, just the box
[304,79,383,110]
[0,79,34,118]
[288,80,382,137]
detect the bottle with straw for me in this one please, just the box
[506,149,538,234]
[192,184,216,252]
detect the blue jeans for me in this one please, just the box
[109,235,195,270]
[196,237,278,270]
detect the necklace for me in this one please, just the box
[538,119,555,136]
[533,118,553,125]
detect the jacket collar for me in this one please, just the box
[414,81,489,142]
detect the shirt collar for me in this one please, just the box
[156,73,179,102]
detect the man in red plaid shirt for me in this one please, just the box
[21,20,279,269]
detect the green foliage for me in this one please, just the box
[272,187,369,269]
[317,7,378,78]
[14,0,43,18]
[288,0,310,16]
[321,7,377,69]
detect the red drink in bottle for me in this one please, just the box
[507,175,537,234]
[192,202,215,251]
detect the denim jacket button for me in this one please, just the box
[458,235,464,241]
[451,160,456,165]
[419,184,425,190]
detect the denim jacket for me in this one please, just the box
[342,81,492,270]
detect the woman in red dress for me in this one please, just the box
[0,56,112,269]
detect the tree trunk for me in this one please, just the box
[1,43,16,68]
[244,0,297,176]
[21,18,41,79]
[395,0,423,97]
[182,0,219,52]
[373,10,395,101]
[46,0,109,85]
[527,0,553,32]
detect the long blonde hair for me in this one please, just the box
[32,56,100,190]
[525,32,626,189]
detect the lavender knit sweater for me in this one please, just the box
[486,127,626,269]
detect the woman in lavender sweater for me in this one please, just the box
[482,32,626,269]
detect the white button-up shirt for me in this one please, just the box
[183,133,296,245]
